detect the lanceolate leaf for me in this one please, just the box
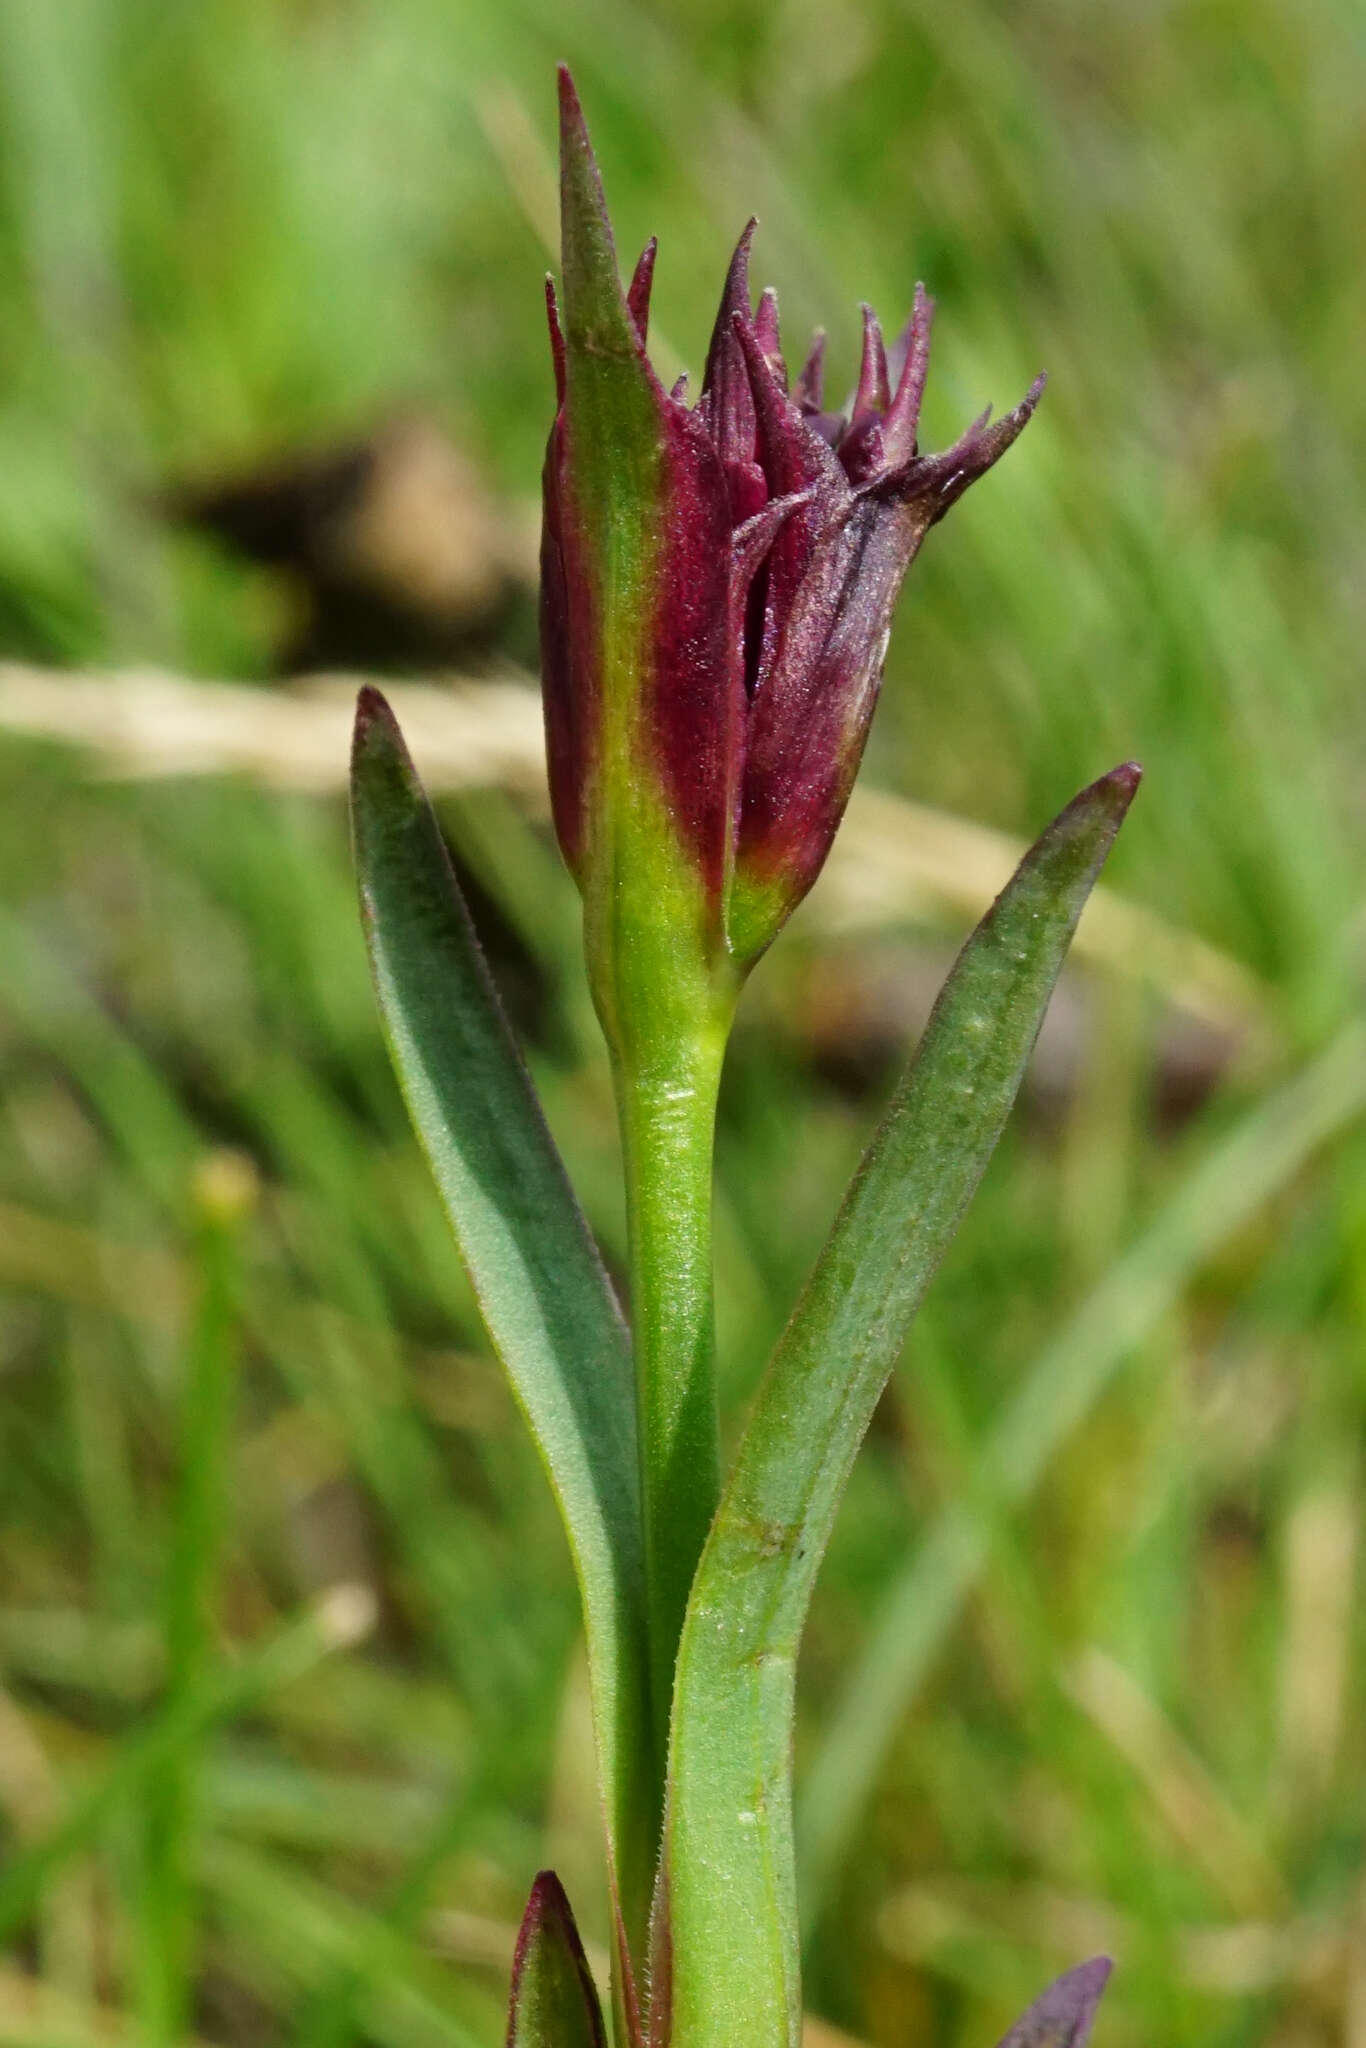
[507,1873,608,2048]
[659,765,1140,2048]
[350,690,654,2003]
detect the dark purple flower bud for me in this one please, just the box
[541,68,1044,986]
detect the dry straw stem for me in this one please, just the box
[0,1962,220,2048]
[1064,1646,1287,1921]
[0,662,1268,1048]
[0,1683,60,1839]
[1274,1488,1358,1805]
[0,1196,503,1435]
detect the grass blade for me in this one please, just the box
[200,1835,500,2048]
[0,1588,374,1944]
[661,765,1140,2048]
[349,687,654,1986]
[136,1160,252,2045]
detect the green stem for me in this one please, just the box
[614,1017,729,1770]
[138,1159,249,2046]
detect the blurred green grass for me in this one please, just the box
[1,1,1364,2045]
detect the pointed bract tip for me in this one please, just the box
[755,284,782,359]
[727,219,759,290]
[556,63,584,127]
[627,236,658,341]
[555,65,651,369]
[554,65,595,182]
[556,63,605,216]
[702,218,760,396]
[729,218,758,296]
[852,303,890,422]
[910,363,1048,516]
[971,368,1045,454]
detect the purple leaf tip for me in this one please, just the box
[352,683,397,750]
[506,1871,606,2048]
[993,1957,1113,2048]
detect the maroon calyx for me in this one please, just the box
[678,233,1045,946]
[541,66,1045,958]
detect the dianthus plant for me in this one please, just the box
[350,67,1136,2048]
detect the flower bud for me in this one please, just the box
[541,68,1044,1013]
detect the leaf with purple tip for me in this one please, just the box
[506,1874,608,2048]
[350,690,655,1999]
[661,767,1140,2048]
[994,1960,1113,2048]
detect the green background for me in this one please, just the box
[0,2,1363,2045]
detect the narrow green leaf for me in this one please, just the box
[661,765,1140,2048]
[349,689,654,1990]
[507,1873,608,2048]
[798,1011,1366,1918]
[139,1173,248,2045]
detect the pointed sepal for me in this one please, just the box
[900,370,1049,526]
[506,1873,608,2048]
[881,282,934,466]
[627,237,658,341]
